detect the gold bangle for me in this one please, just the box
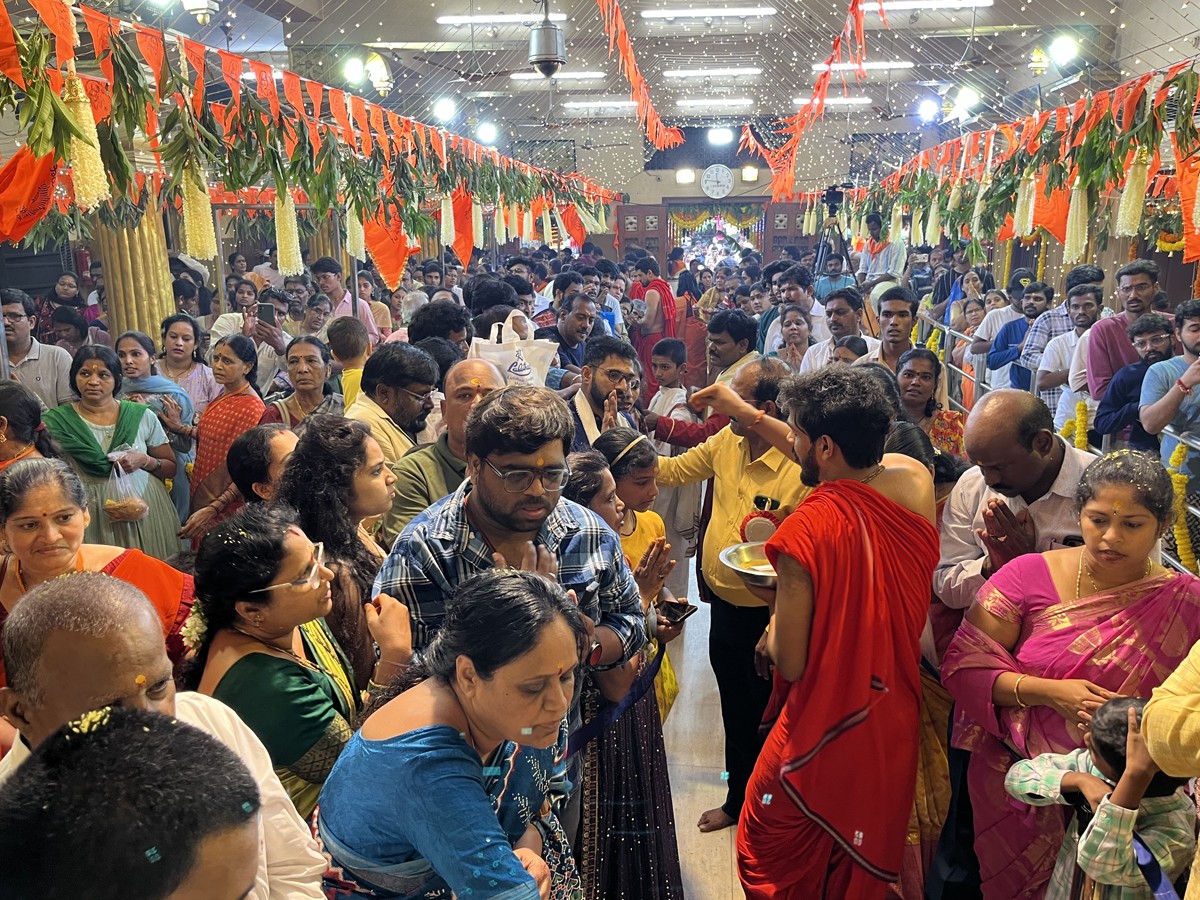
[1013,674,1030,709]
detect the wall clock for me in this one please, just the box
[700,164,734,199]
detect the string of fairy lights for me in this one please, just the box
[20,0,1200,193]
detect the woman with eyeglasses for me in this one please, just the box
[0,458,194,686]
[277,415,398,690]
[185,503,411,818]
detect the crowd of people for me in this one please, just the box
[0,228,1199,900]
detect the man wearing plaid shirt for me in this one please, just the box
[373,384,647,839]
[1021,264,1108,410]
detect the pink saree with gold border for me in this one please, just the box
[942,552,1200,900]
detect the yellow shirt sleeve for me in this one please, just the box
[341,367,363,410]
[1142,638,1200,778]
[655,430,720,487]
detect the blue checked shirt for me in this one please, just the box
[1019,304,1072,410]
[373,480,647,661]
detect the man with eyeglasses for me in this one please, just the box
[570,336,638,452]
[374,383,648,841]
[534,291,598,372]
[344,343,440,466]
[0,288,72,410]
[310,256,381,350]
[1087,259,1165,402]
[1095,312,1174,452]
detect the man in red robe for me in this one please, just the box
[734,365,940,899]
[631,256,677,402]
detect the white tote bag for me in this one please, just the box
[468,308,559,386]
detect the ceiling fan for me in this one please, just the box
[416,0,524,83]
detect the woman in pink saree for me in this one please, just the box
[942,450,1200,900]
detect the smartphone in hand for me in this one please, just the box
[658,600,697,624]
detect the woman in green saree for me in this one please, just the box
[42,346,180,560]
[183,502,411,818]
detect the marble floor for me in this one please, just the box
[661,595,744,900]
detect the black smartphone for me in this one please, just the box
[257,302,276,327]
[658,600,697,624]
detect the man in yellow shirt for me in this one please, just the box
[655,356,810,835]
[345,343,439,465]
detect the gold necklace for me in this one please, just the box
[289,392,321,418]
[160,360,195,383]
[15,551,85,593]
[232,625,323,673]
[1075,551,1152,600]
[861,464,885,484]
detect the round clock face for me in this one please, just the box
[700,164,735,199]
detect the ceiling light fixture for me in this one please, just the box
[676,168,696,184]
[562,99,637,108]
[432,97,457,121]
[708,126,735,144]
[642,6,776,18]
[676,97,754,108]
[811,60,915,71]
[510,71,604,80]
[741,166,759,182]
[1048,34,1078,66]
[476,122,499,144]
[877,0,992,9]
[918,97,941,121]
[343,56,365,84]
[180,0,219,25]
[663,66,762,77]
[953,85,980,118]
[794,95,872,105]
[364,52,393,96]
[437,13,566,24]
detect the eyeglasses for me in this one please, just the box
[1119,282,1156,294]
[399,386,435,404]
[1,313,28,323]
[599,368,635,386]
[1133,333,1172,350]
[248,542,325,594]
[483,458,570,493]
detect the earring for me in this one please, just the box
[0,433,8,443]
[254,616,263,627]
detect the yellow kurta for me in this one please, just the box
[344,393,415,465]
[656,426,811,607]
[618,508,680,722]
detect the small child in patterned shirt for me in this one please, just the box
[1005,697,1195,900]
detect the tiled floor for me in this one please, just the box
[661,596,743,900]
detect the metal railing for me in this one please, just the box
[915,311,1198,575]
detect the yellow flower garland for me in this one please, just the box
[1169,442,1197,573]
[1073,400,1089,450]
[925,328,941,354]
[910,322,920,346]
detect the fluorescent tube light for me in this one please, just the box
[811,60,915,71]
[562,99,637,108]
[794,95,873,105]
[663,66,762,77]
[642,6,776,19]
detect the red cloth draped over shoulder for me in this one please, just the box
[0,549,193,687]
[643,277,679,338]
[760,480,939,881]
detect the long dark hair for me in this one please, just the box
[0,384,64,459]
[159,314,205,365]
[897,347,943,418]
[115,331,159,377]
[213,334,261,396]
[276,415,381,681]
[676,270,701,302]
[363,569,589,719]
[182,504,298,690]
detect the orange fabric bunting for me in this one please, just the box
[350,96,371,156]
[1174,131,1200,264]
[217,50,243,106]
[0,1,25,88]
[451,188,474,266]
[182,40,207,115]
[133,26,166,98]
[363,208,421,291]
[559,204,585,247]
[594,0,683,150]
[248,59,280,121]
[80,6,114,85]
[27,0,76,66]
[0,147,57,244]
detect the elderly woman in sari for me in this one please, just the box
[319,568,585,900]
[942,450,1200,900]
[259,337,343,428]
[116,331,196,523]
